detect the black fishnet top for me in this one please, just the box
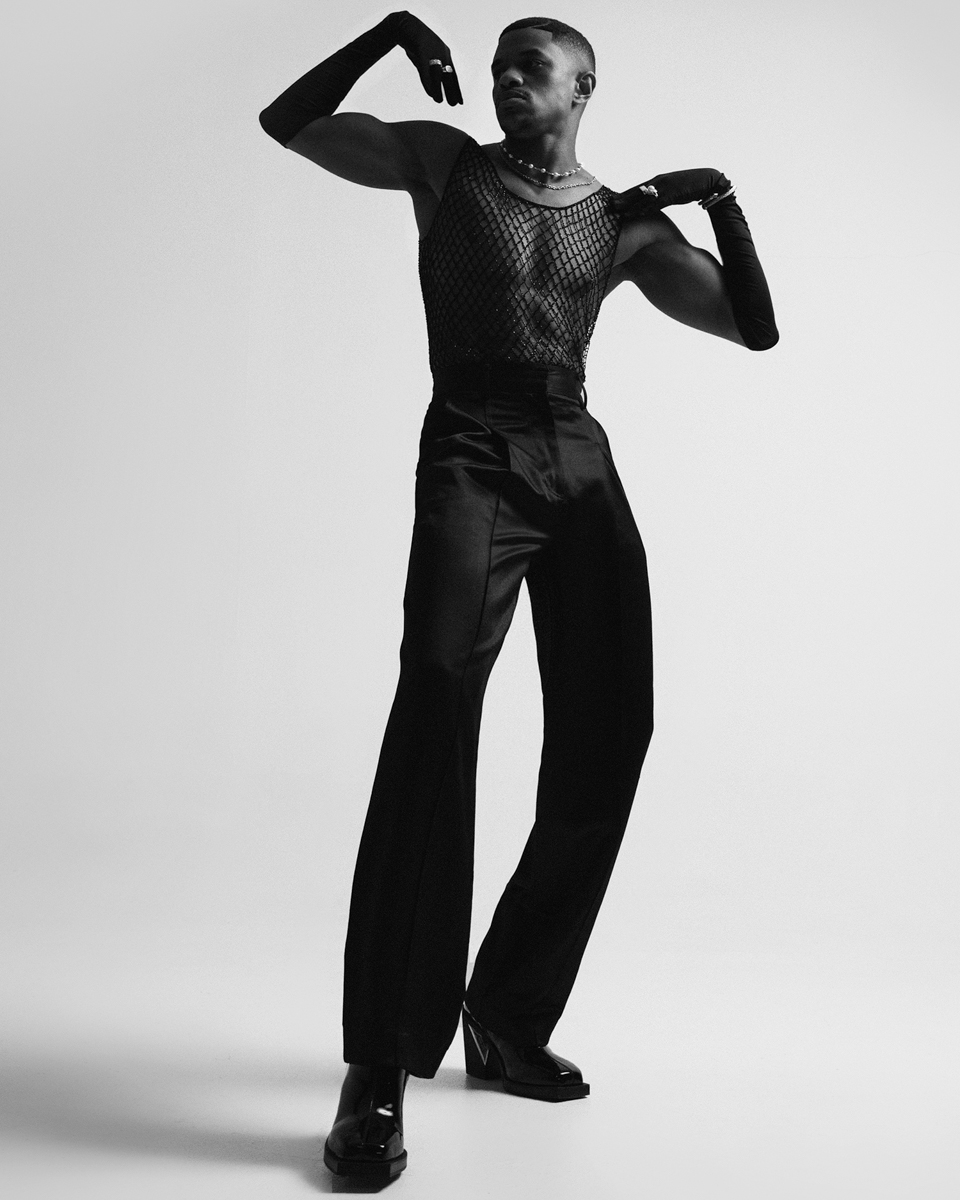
[419,138,622,383]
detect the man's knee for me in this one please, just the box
[397,638,484,700]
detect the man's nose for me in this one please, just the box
[496,66,524,90]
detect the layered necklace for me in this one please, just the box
[499,141,597,191]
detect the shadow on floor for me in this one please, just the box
[0,1043,447,1194]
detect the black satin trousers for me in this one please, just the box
[342,363,654,1078]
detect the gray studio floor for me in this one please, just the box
[3,944,958,1200]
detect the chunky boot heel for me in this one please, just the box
[461,1005,590,1102]
[463,1008,500,1080]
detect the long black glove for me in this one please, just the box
[611,169,779,351]
[259,11,462,147]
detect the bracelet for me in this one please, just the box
[700,185,736,210]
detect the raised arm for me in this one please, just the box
[259,11,467,213]
[609,170,779,351]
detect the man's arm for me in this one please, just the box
[286,116,466,195]
[259,12,466,202]
[610,170,779,351]
[611,214,746,345]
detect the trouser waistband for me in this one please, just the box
[432,362,587,408]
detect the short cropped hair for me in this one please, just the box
[499,17,596,73]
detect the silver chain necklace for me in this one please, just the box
[498,147,597,191]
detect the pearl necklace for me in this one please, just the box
[498,146,597,191]
[499,140,582,178]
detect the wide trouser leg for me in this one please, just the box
[342,457,543,1078]
[465,452,654,1047]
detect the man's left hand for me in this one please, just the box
[611,168,731,217]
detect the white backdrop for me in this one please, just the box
[2,2,958,1197]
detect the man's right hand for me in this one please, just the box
[396,12,463,105]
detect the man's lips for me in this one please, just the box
[496,93,529,108]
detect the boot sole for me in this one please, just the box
[501,1078,590,1102]
[323,1145,407,1178]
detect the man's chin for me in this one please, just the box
[496,111,534,137]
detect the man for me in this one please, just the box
[259,11,777,1180]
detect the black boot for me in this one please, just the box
[462,1005,590,1101]
[323,1064,408,1179]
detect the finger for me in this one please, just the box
[441,64,463,105]
[427,60,444,103]
[615,185,652,206]
[610,196,659,218]
[610,190,649,209]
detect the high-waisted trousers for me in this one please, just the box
[342,362,654,1078]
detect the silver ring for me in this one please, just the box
[428,58,443,66]
[441,64,455,73]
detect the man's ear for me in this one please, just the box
[574,71,596,105]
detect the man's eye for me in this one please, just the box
[492,58,547,78]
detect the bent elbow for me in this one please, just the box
[259,103,296,146]
[745,328,779,351]
[259,105,278,140]
[737,317,779,352]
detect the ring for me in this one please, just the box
[428,58,443,67]
[441,64,455,73]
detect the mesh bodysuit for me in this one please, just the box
[419,138,622,382]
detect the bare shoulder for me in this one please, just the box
[612,211,686,267]
[392,121,470,191]
[392,119,470,157]
[606,211,689,292]
[287,114,469,196]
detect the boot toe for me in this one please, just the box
[326,1111,404,1162]
[513,1045,585,1086]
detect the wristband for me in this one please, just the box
[700,185,736,210]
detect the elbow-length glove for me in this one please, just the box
[611,169,779,351]
[259,11,462,146]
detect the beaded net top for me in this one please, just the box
[418,138,621,382]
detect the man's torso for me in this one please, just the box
[417,137,622,379]
[408,129,655,277]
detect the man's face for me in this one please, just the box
[491,29,588,137]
